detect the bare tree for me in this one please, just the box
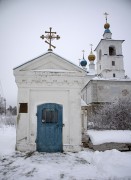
[87,97,131,130]
[7,106,17,115]
[0,97,5,114]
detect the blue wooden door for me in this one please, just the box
[37,103,63,152]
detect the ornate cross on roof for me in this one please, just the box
[40,27,60,51]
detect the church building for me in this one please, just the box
[13,52,87,152]
[13,14,131,152]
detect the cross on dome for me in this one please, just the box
[104,12,109,23]
[80,50,87,68]
[88,44,96,61]
[103,12,111,34]
[82,50,85,59]
[90,44,93,53]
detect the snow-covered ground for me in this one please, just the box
[0,126,16,155]
[87,130,131,145]
[0,126,131,180]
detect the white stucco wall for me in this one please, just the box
[95,39,125,78]
[82,79,131,104]
[14,52,86,152]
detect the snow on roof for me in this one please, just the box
[81,99,88,107]
[92,76,131,81]
[87,130,131,145]
[87,69,96,76]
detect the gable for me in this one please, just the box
[14,52,86,74]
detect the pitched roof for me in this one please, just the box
[13,51,86,73]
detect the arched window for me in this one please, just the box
[99,49,102,60]
[109,46,116,56]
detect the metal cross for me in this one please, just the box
[104,12,109,23]
[82,50,85,59]
[40,27,60,51]
[90,44,93,52]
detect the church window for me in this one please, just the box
[100,65,101,70]
[109,46,116,56]
[112,61,115,66]
[99,49,102,60]
[113,73,116,77]
[19,103,28,113]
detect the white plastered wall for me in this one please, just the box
[14,52,86,152]
[16,86,82,152]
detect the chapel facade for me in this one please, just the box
[14,52,87,152]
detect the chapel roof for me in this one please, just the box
[13,51,86,73]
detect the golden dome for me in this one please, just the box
[88,53,96,61]
[104,23,110,29]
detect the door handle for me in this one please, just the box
[56,124,65,127]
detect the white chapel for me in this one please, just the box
[13,15,131,152]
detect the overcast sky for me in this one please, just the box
[0,0,131,106]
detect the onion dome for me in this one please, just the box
[88,44,96,61]
[104,23,111,33]
[103,12,111,34]
[80,58,87,67]
[80,50,87,67]
[104,23,110,29]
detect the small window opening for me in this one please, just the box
[109,46,116,56]
[99,50,102,60]
[112,61,115,66]
[19,103,28,113]
[100,65,101,70]
[113,73,116,77]
[42,108,58,123]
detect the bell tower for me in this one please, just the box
[95,13,125,79]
